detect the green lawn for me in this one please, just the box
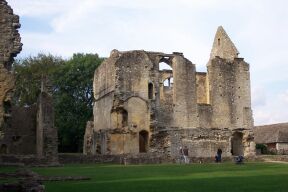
[1,162,288,192]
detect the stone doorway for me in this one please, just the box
[139,130,148,153]
[0,144,8,154]
[231,132,244,156]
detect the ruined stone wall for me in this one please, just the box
[196,72,209,104]
[172,56,198,128]
[151,128,231,158]
[109,51,152,154]
[83,121,93,155]
[152,127,255,157]
[0,0,22,139]
[207,57,253,129]
[0,0,22,68]
[93,54,116,131]
[93,93,114,131]
[210,26,239,61]
[197,104,212,128]
[36,92,58,163]
[0,106,37,155]
[88,26,255,157]
[208,58,235,128]
[0,66,14,137]
[93,53,116,100]
[158,70,173,127]
[115,50,152,99]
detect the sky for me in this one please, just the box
[7,0,288,125]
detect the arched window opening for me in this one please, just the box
[231,132,243,156]
[121,109,128,127]
[218,38,221,46]
[163,77,173,87]
[139,130,149,153]
[148,82,154,99]
[159,62,172,71]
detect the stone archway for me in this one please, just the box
[139,130,149,153]
[231,132,244,156]
[0,144,8,154]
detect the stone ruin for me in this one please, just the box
[84,26,256,159]
[0,0,58,165]
[0,0,255,164]
[0,0,22,140]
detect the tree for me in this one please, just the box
[13,54,64,106]
[53,53,103,152]
[13,53,103,152]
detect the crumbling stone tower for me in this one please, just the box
[0,0,22,142]
[84,26,255,158]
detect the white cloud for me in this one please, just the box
[253,89,288,125]
[8,0,79,17]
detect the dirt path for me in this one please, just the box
[264,160,288,164]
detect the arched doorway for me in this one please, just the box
[231,132,244,156]
[0,144,8,154]
[139,130,149,153]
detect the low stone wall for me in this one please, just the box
[59,153,254,164]
[58,153,170,164]
[255,155,288,162]
[0,155,59,166]
[2,154,286,166]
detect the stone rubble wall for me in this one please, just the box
[0,0,22,139]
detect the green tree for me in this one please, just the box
[13,54,64,106]
[13,53,103,152]
[53,53,103,152]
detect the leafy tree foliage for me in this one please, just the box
[13,53,103,152]
[54,53,103,152]
[13,54,63,106]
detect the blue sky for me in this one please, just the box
[7,0,288,125]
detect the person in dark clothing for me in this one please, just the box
[235,155,244,164]
[215,148,222,162]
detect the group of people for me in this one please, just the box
[179,146,244,164]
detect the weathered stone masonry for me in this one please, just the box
[84,26,256,158]
[0,1,58,165]
[0,0,22,140]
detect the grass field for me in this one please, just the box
[1,162,288,192]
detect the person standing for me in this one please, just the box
[179,147,184,163]
[183,146,189,164]
[216,148,222,162]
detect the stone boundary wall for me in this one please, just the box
[0,155,60,166]
[255,155,288,162]
[58,154,258,164]
[1,154,287,166]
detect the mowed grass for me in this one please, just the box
[1,162,288,192]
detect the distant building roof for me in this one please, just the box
[254,123,288,144]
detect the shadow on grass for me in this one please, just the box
[35,163,288,192]
[44,173,288,192]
